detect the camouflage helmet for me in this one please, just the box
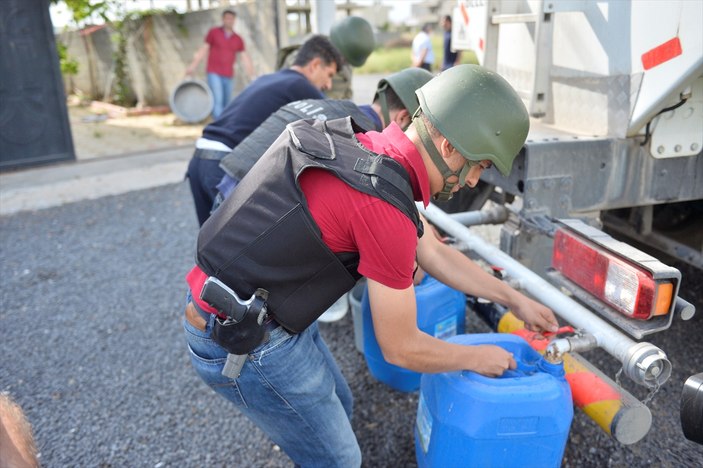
[329,16,375,67]
[415,64,529,177]
[374,68,434,116]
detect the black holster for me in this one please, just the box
[211,295,268,355]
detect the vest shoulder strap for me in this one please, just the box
[221,100,375,181]
[289,117,424,238]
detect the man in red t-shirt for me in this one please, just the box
[185,9,255,118]
[182,65,560,466]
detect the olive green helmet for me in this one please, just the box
[329,16,375,67]
[415,64,529,177]
[373,68,434,129]
[375,68,434,115]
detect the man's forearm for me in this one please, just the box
[417,237,517,306]
[241,52,255,80]
[186,44,208,73]
[417,230,558,332]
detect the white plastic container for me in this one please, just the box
[317,292,349,323]
[349,280,367,353]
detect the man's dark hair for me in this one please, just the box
[293,35,344,71]
[418,111,441,138]
[444,15,452,24]
[373,86,405,111]
[223,9,237,18]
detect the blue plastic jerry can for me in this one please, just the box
[415,333,573,468]
[361,274,466,392]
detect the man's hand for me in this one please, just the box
[510,295,559,335]
[469,345,516,377]
[185,43,209,79]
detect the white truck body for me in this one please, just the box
[454,0,702,144]
[444,0,703,444]
[449,0,702,270]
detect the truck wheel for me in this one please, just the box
[653,200,703,231]
[681,372,703,444]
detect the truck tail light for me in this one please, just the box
[552,227,674,320]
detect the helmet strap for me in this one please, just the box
[414,112,461,201]
[377,83,391,129]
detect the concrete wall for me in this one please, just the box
[58,2,283,106]
[58,25,114,100]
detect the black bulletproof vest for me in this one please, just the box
[196,116,423,333]
[219,99,376,182]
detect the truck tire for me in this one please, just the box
[681,372,703,444]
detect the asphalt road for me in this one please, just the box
[1,181,702,467]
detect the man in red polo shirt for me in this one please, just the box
[182,65,559,466]
[185,9,255,118]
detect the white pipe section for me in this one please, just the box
[448,205,509,226]
[420,203,671,387]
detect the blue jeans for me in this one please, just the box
[207,73,233,118]
[186,155,225,226]
[183,306,361,467]
[210,174,240,214]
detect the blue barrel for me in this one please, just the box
[415,333,573,468]
[361,274,466,392]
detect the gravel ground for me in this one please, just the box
[1,181,702,467]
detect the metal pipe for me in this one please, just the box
[675,296,696,321]
[448,205,509,226]
[565,352,653,445]
[546,335,599,361]
[420,202,672,388]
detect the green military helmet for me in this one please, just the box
[375,67,434,115]
[415,64,529,177]
[329,16,375,67]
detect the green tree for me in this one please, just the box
[53,0,115,26]
[56,40,79,75]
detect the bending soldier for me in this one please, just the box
[185,35,343,226]
[182,65,559,467]
[214,67,434,201]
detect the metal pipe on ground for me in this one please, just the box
[420,202,672,388]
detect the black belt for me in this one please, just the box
[192,299,280,334]
[194,148,230,161]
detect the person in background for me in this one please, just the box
[206,67,435,326]
[412,23,435,71]
[0,393,39,468]
[276,16,375,100]
[185,35,343,226]
[214,67,435,202]
[182,65,558,466]
[441,15,461,71]
[185,9,255,118]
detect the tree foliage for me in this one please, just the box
[52,1,187,105]
[56,40,79,75]
[52,0,115,26]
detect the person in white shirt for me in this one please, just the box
[412,23,435,71]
